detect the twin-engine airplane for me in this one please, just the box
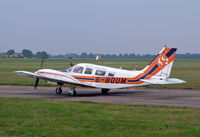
[14,46,185,96]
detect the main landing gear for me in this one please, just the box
[101,88,110,95]
[55,85,77,96]
[68,87,76,96]
[55,86,109,96]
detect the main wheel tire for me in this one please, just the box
[101,89,109,95]
[69,90,76,96]
[55,87,62,94]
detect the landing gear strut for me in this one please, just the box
[55,87,62,94]
[68,87,76,96]
[101,88,109,95]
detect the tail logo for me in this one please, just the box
[157,55,168,67]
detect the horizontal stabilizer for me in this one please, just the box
[141,78,185,85]
[14,71,39,78]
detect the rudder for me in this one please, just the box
[142,46,177,78]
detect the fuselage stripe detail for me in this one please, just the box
[166,48,177,58]
[38,71,76,82]
[128,64,159,82]
[74,77,94,81]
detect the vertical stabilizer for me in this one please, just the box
[142,46,177,78]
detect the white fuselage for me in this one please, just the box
[36,63,151,89]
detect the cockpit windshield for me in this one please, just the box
[66,66,74,72]
[73,66,84,73]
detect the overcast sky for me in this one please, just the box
[0,0,199,55]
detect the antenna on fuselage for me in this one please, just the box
[133,66,137,71]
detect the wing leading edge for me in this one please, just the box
[14,71,39,78]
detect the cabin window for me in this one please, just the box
[84,68,93,74]
[73,66,84,73]
[108,72,115,77]
[95,70,106,76]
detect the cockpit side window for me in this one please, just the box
[84,68,93,75]
[95,70,106,76]
[108,72,115,77]
[73,66,84,73]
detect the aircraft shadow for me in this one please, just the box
[72,90,149,97]
[18,90,149,98]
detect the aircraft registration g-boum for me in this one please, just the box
[14,46,185,96]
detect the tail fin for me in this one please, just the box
[141,46,177,78]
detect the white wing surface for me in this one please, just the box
[141,78,185,85]
[14,69,80,85]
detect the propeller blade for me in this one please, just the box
[40,58,45,69]
[34,78,39,89]
[69,62,73,67]
[68,56,73,67]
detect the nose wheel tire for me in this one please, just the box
[55,87,62,94]
[101,89,109,95]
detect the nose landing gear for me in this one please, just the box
[55,83,63,94]
[55,87,62,94]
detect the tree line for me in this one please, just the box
[1,49,200,59]
[51,52,200,59]
[3,49,48,59]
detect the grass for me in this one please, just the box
[0,58,200,89]
[0,97,200,137]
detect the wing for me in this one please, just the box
[14,69,94,87]
[14,71,39,78]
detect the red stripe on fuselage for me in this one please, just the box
[38,71,76,82]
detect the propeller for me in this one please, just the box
[34,78,39,89]
[69,62,73,67]
[40,58,45,69]
[34,58,45,89]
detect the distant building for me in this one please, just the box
[0,54,9,58]
[96,55,101,60]
[9,53,23,58]
[0,53,23,58]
